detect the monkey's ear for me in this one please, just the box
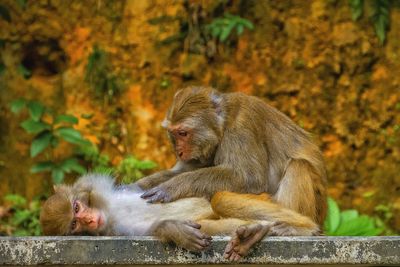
[210,91,223,117]
[161,118,170,128]
[53,184,69,194]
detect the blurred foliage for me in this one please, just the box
[118,156,157,184]
[10,99,89,184]
[324,197,388,236]
[77,143,157,184]
[0,194,41,236]
[206,13,254,43]
[77,143,112,172]
[349,0,391,43]
[149,2,253,57]
[0,4,11,22]
[85,45,125,103]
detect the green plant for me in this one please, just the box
[76,144,156,183]
[0,194,41,236]
[85,45,124,103]
[206,13,254,43]
[374,204,397,235]
[324,197,384,236]
[118,155,157,184]
[10,99,90,184]
[349,0,391,44]
[76,143,112,172]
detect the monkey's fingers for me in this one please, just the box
[142,188,172,203]
[184,220,201,229]
[192,236,212,249]
[140,188,158,199]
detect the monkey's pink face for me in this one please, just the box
[70,200,106,234]
[167,126,193,162]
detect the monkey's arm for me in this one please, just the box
[141,165,260,203]
[142,135,267,202]
[151,220,211,252]
[135,170,178,190]
[136,161,198,190]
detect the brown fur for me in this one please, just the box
[138,86,327,226]
[40,185,74,235]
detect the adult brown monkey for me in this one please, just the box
[138,86,327,225]
[40,174,320,261]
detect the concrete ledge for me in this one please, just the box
[0,236,399,266]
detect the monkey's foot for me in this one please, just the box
[224,223,271,262]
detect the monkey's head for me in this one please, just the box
[40,184,108,236]
[162,86,224,165]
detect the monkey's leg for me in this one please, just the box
[274,159,326,225]
[152,220,212,252]
[196,218,254,236]
[211,191,320,236]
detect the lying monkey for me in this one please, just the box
[40,174,320,261]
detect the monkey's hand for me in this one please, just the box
[141,185,173,203]
[158,220,212,252]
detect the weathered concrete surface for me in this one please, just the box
[0,236,399,266]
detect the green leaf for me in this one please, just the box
[237,24,244,35]
[334,214,383,236]
[54,114,79,125]
[340,209,359,222]
[13,210,31,225]
[27,101,45,121]
[136,160,157,170]
[372,0,390,44]
[30,131,52,157]
[56,127,91,145]
[240,19,254,30]
[211,26,221,38]
[60,158,86,174]
[10,99,26,113]
[0,4,11,22]
[220,23,235,42]
[17,64,31,79]
[30,161,54,173]
[52,167,65,184]
[324,197,341,234]
[349,0,364,21]
[20,119,50,134]
[4,194,27,207]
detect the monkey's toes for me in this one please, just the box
[224,244,242,262]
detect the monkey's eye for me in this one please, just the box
[73,201,79,214]
[177,130,187,137]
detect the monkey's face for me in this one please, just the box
[166,124,193,162]
[164,121,219,165]
[70,200,107,235]
[163,86,223,164]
